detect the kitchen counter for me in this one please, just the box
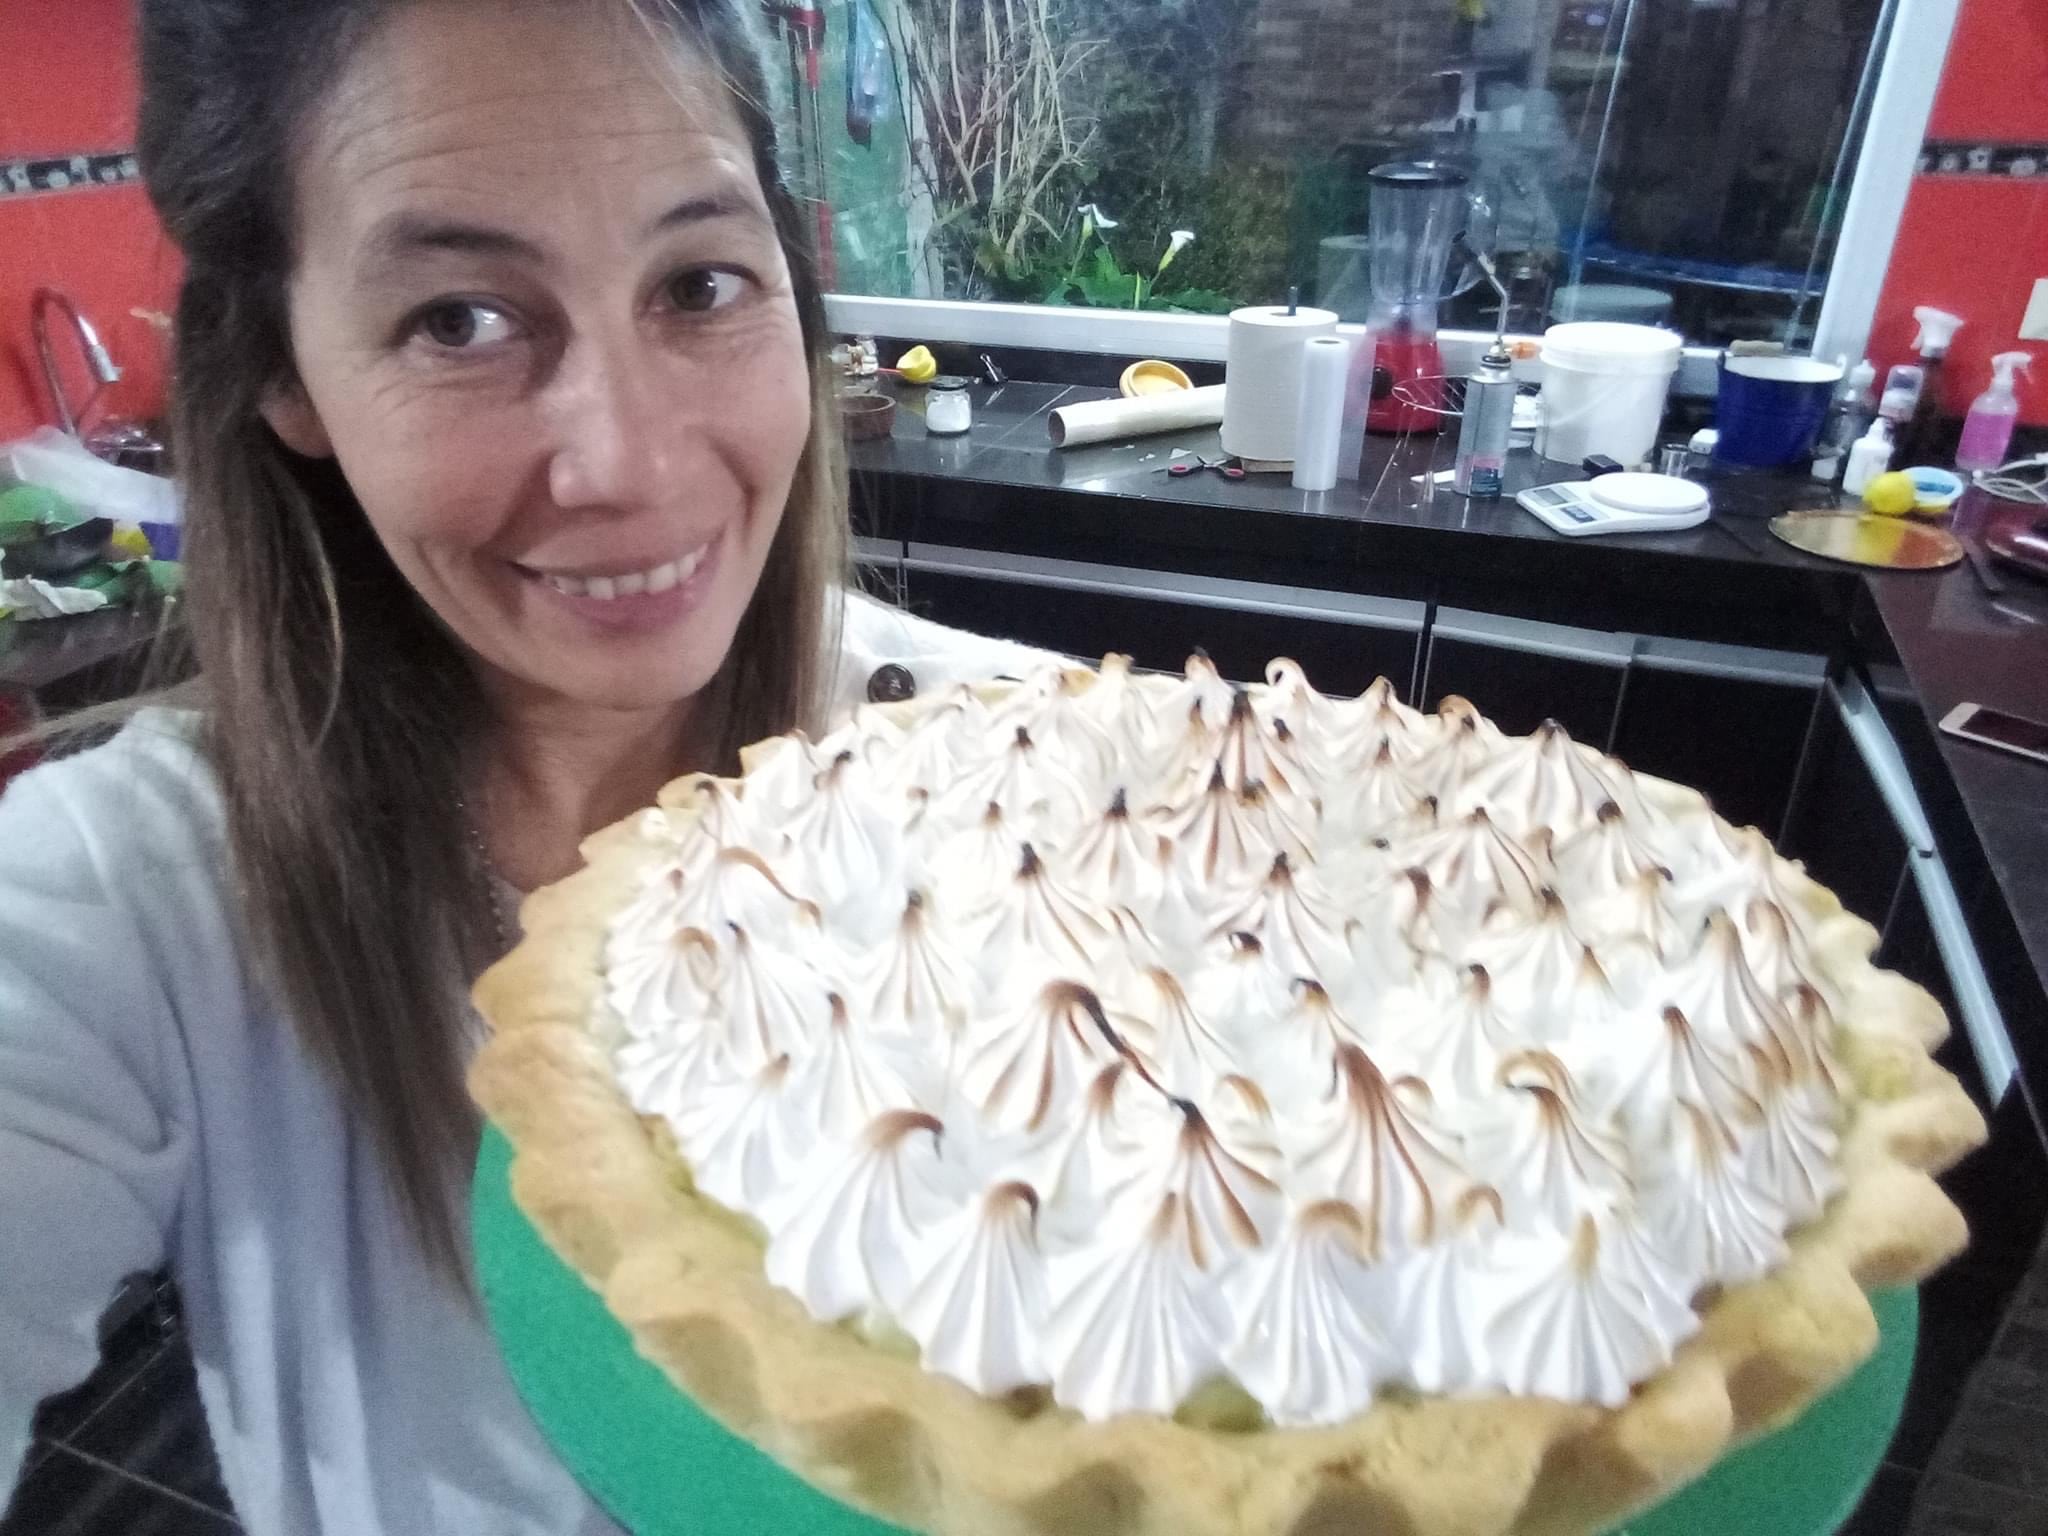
[850,377,1863,652]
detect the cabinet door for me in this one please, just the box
[900,547,1424,700]
[1610,640,1825,840]
[1420,609,1631,745]
[1778,688,1912,935]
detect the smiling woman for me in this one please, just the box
[0,0,1043,1532]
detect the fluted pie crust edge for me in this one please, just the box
[470,675,1986,1536]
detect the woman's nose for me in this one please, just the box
[544,334,689,513]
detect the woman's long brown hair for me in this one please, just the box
[122,0,847,1276]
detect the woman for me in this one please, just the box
[0,0,1039,1529]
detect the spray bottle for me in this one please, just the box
[1956,351,2033,473]
[1896,305,1964,464]
[1812,358,1877,482]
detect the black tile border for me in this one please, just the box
[1916,140,2048,180]
[0,152,142,203]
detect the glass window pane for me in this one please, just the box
[807,0,1890,349]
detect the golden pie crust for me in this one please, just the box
[471,669,1985,1536]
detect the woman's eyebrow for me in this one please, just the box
[361,212,549,278]
[646,189,757,236]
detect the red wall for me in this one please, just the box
[0,0,180,442]
[1868,0,2048,424]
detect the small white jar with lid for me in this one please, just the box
[925,377,972,435]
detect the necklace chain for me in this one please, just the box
[456,793,514,957]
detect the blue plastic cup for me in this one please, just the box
[1713,356,1843,468]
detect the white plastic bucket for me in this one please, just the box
[1536,322,1684,466]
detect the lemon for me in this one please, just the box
[895,345,938,384]
[1862,471,1917,517]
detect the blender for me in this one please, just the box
[1358,162,1490,434]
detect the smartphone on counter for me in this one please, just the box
[1939,702,2048,766]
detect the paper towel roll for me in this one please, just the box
[1220,305,1338,463]
[1291,336,1352,491]
[1047,384,1227,447]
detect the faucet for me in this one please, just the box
[30,287,123,438]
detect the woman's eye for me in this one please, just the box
[413,300,518,351]
[666,268,749,314]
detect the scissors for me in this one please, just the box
[1165,454,1246,482]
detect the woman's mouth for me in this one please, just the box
[536,544,709,600]
[519,535,721,631]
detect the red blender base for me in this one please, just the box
[1366,332,1446,434]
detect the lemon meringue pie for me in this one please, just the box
[473,655,1984,1536]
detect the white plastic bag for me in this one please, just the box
[2,429,180,526]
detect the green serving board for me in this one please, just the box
[474,1126,1915,1536]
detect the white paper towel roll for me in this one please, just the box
[1047,384,1227,447]
[1220,305,1338,463]
[1291,336,1352,491]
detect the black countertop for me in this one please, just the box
[850,378,1865,652]
[851,377,2048,1063]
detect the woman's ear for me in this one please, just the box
[260,381,335,459]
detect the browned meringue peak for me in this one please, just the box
[1391,962,1528,1097]
[1059,788,1172,909]
[1147,763,1278,888]
[1747,1048,1844,1224]
[651,776,751,869]
[1662,913,1807,1088]
[958,844,1120,976]
[1189,932,1295,1042]
[1264,664,1440,778]
[864,891,977,1041]
[1280,977,1377,1068]
[1072,652,1156,746]
[862,689,990,805]
[1408,694,1510,794]
[1161,650,1240,735]
[1345,741,1436,837]
[992,664,1122,786]
[1460,892,1591,1034]
[1661,1003,1766,1139]
[1574,863,1692,963]
[1144,1099,1285,1271]
[1120,966,1240,1097]
[1207,853,1360,984]
[939,723,1092,839]
[959,978,1127,1136]
[1737,897,1840,1009]
[1552,799,1673,904]
[1485,1051,1633,1226]
[783,748,899,892]
[1348,866,1445,987]
[1404,805,1551,926]
[1292,1042,1475,1259]
[672,845,824,937]
[1201,687,1317,803]
[1673,820,1824,925]
[1444,719,1635,840]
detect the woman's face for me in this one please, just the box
[268,0,812,717]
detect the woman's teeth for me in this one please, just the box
[542,547,705,600]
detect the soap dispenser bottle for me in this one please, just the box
[1956,351,2032,472]
[1897,305,1963,464]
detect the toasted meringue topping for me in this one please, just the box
[605,653,1853,1426]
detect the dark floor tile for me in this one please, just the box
[0,1444,238,1535]
[1891,1249,2028,1472]
[1929,1394,2048,1500]
[1909,1469,2048,1536]
[65,1336,235,1519]
[1841,1462,1920,1536]
[1973,1318,2048,1408]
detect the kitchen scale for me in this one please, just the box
[1517,473,1711,537]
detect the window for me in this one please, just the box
[793,0,1898,350]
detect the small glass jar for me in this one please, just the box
[925,376,972,435]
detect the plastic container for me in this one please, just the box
[1955,351,2031,472]
[1812,359,1877,481]
[1842,419,1894,496]
[1536,322,1683,466]
[1714,355,1844,468]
